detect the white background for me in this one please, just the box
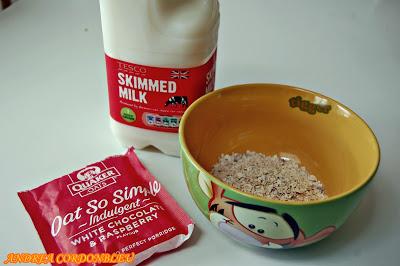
[0,0,399,265]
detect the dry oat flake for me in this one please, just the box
[18,148,193,266]
[211,151,327,201]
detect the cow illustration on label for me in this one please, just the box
[165,96,188,108]
[205,182,335,248]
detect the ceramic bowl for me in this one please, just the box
[179,83,380,249]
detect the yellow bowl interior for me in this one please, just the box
[182,84,380,198]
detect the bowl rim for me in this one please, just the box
[179,83,381,206]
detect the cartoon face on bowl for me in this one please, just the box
[207,182,335,248]
[231,202,297,240]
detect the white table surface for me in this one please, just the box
[1,0,399,265]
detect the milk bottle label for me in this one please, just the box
[105,51,216,133]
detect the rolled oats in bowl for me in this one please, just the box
[211,151,327,202]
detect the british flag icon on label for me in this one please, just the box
[171,70,189,79]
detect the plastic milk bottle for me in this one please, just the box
[100,0,220,156]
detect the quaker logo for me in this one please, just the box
[67,162,120,197]
[77,166,101,181]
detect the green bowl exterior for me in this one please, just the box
[181,148,369,249]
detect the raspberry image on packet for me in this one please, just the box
[18,148,194,265]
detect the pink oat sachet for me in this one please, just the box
[18,148,194,265]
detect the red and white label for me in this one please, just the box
[105,51,217,133]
